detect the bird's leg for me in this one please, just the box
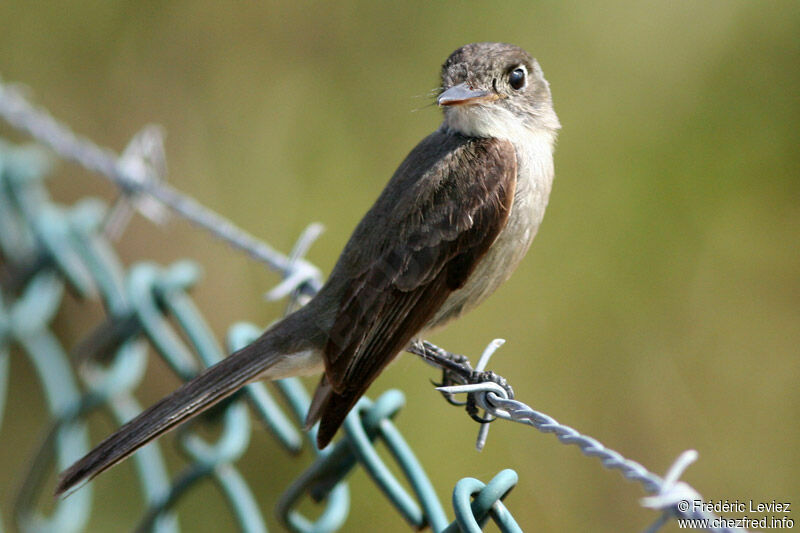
[408,340,473,378]
[408,339,473,405]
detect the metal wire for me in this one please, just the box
[0,77,743,532]
[438,375,740,532]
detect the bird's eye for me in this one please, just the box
[508,67,526,90]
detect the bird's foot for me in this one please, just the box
[408,340,475,405]
[410,339,514,450]
[408,340,515,415]
[464,370,514,423]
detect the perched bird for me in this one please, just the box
[56,42,560,496]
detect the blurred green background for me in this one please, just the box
[1,1,798,531]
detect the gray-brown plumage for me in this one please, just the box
[56,42,559,496]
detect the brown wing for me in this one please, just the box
[315,132,517,447]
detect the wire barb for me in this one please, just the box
[104,124,170,240]
[265,222,325,305]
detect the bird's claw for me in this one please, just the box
[464,371,513,423]
[466,398,494,423]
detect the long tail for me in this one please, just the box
[55,332,288,496]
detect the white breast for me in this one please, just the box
[425,106,556,330]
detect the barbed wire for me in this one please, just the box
[0,75,745,532]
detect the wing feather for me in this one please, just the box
[313,131,517,446]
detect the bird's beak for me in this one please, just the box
[438,83,499,107]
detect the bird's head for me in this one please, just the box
[438,42,560,140]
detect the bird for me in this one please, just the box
[56,42,560,496]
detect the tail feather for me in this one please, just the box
[304,374,332,430]
[316,389,363,449]
[55,339,280,496]
[302,375,360,450]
